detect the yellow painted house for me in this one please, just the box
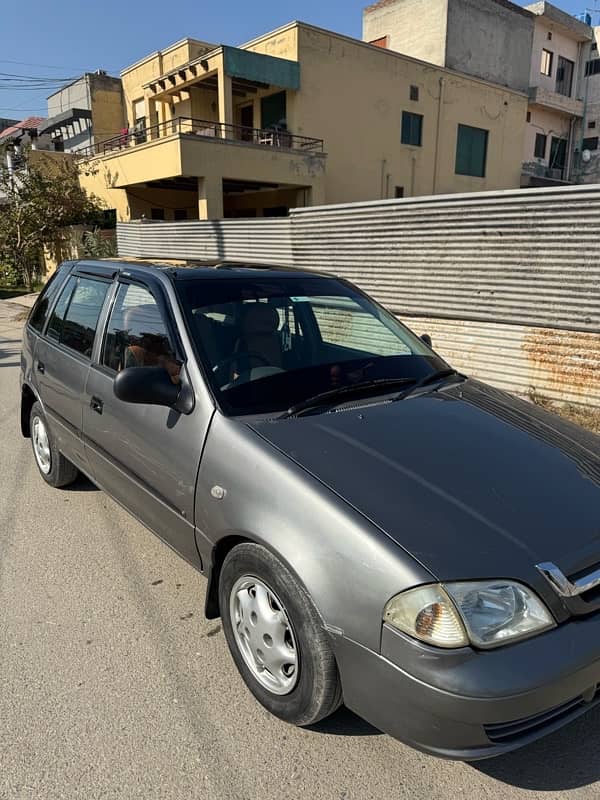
[79,21,529,221]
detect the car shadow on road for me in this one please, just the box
[471,705,600,790]
[67,474,100,492]
[307,705,382,737]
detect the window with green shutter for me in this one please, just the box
[455,124,488,178]
[401,111,423,146]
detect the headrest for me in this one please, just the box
[242,303,280,335]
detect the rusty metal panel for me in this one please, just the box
[405,316,600,408]
[117,218,293,264]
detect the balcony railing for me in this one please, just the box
[79,117,324,157]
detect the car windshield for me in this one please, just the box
[176,274,449,416]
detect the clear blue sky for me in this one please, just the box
[0,0,590,119]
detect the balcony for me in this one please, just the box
[77,116,326,220]
[528,86,584,117]
[78,116,324,158]
[521,160,572,186]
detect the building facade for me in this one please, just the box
[364,0,594,186]
[522,2,592,185]
[39,71,124,153]
[78,21,528,222]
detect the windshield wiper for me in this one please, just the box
[393,368,462,401]
[278,377,416,419]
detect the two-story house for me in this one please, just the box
[77,21,528,222]
[363,0,593,186]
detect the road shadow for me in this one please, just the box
[306,705,382,737]
[471,704,600,790]
[67,474,100,492]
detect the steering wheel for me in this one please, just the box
[212,351,270,378]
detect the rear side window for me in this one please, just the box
[61,278,110,357]
[28,263,72,332]
[102,283,179,379]
[46,275,110,358]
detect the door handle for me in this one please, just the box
[90,396,103,414]
[36,361,45,374]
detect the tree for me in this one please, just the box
[0,146,106,290]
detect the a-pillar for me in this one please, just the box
[198,175,223,220]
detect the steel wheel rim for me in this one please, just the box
[230,576,299,695]
[32,416,52,475]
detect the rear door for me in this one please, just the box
[33,269,113,473]
[82,276,211,568]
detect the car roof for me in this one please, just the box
[71,259,335,281]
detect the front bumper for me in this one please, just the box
[332,616,600,760]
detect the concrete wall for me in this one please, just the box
[362,0,533,93]
[362,0,448,66]
[295,24,527,202]
[48,77,91,116]
[445,0,533,92]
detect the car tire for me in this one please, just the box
[219,542,343,726]
[30,401,79,488]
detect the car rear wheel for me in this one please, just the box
[30,402,79,488]
[219,542,342,726]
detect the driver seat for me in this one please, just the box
[235,303,283,368]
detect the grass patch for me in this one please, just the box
[0,283,42,300]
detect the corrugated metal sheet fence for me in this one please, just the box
[117,217,294,265]
[117,185,600,409]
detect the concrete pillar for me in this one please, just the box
[198,175,223,219]
[217,67,233,137]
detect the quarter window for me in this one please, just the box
[46,275,77,343]
[455,124,488,178]
[102,283,179,381]
[401,111,423,147]
[28,262,72,333]
[541,49,553,76]
[60,277,110,357]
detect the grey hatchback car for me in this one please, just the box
[20,259,600,760]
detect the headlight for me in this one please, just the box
[444,580,556,648]
[384,581,555,650]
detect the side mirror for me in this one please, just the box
[114,366,181,408]
[420,333,433,348]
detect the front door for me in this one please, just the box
[240,104,254,141]
[82,279,209,568]
[550,137,567,179]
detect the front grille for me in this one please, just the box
[484,685,600,744]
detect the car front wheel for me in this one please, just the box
[30,401,79,488]
[219,542,342,726]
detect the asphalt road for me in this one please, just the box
[1,299,600,800]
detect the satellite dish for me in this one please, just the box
[582,149,592,163]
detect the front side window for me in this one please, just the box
[401,111,423,147]
[455,124,488,178]
[60,277,110,357]
[102,283,180,382]
[176,275,442,416]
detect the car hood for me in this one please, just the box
[248,380,600,586]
